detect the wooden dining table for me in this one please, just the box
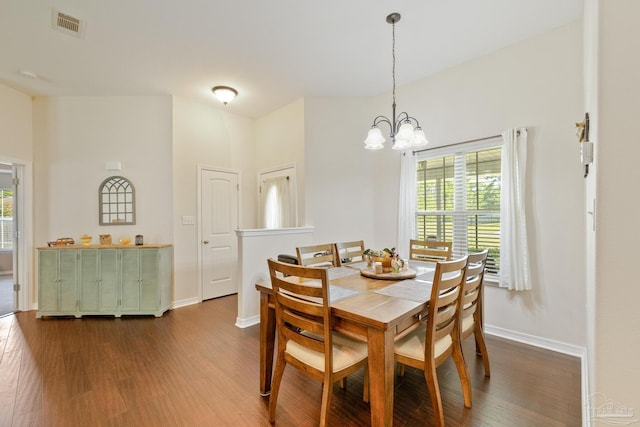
[255,261,436,427]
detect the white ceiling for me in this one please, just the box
[0,0,583,119]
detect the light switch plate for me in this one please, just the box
[182,215,195,225]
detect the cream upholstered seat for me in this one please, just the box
[394,256,471,427]
[296,243,341,267]
[336,240,366,265]
[460,249,490,377]
[409,239,452,262]
[267,259,369,427]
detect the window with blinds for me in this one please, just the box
[416,144,501,274]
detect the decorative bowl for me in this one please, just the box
[372,256,392,272]
[119,237,131,245]
[79,235,92,245]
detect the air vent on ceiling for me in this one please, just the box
[52,9,85,38]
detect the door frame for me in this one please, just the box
[0,160,32,313]
[196,165,241,302]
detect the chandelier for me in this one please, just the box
[364,13,428,150]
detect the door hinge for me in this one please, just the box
[237,183,240,191]
[12,177,19,186]
[13,283,20,291]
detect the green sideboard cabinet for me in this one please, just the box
[37,245,172,318]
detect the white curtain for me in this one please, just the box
[262,176,291,229]
[397,152,417,259]
[499,128,532,290]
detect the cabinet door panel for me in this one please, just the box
[79,250,99,312]
[140,250,159,310]
[58,250,78,312]
[120,249,140,311]
[38,251,59,312]
[100,249,119,311]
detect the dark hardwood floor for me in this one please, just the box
[0,295,582,426]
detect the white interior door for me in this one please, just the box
[200,169,239,300]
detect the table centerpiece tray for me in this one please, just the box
[360,268,416,280]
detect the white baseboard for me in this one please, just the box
[236,315,259,329]
[172,297,200,310]
[485,324,586,358]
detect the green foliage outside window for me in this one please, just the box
[416,147,502,273]
[1,190,13,218]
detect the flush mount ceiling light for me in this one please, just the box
[211,86,238,105]
[364,13,428,151]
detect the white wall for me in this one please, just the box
[0,84,33,161]
[593,0,640,416]
[235,227,314,326]
[255,98,306,225]
[401,21,586,348]
[303,22,586,349]
[32,96,174,304]
[302,97,377,246]
[32,96,173,243]
[172,96,256,306]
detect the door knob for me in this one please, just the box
[203,240,209,244]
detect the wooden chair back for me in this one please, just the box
[336,240,365,264]
[460,249,490,376]
[268,259,332,369]
[266,258,368,426]
[296,243,341,267]
[426,257,468,366]
[394,256,470,427]
[409,239,452,262]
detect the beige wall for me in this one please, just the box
[593,0,640,416]
[303,96,377,245]
[302,22,586,348]
[0,84,33,161]
[403,21,586,348]
[31,96,174,306]
[255,98,306,225]
[172,96,256,306]
[3,19,588,356]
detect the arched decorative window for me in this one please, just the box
[99,176,135,225]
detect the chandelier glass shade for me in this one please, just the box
[364,13,429,151]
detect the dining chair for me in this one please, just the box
[296,243,341,267]
[336,240,366,264]
[460,249,490,377]
[266,259,369,426]
[394,256,471,427]
[409,239,452,262]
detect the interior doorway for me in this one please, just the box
[0,164,14,316]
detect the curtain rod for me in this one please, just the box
[412,130,521,155]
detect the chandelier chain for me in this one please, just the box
[392,20,396,107]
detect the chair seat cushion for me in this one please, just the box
[286,332,368,372]
[394,323,452,361]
